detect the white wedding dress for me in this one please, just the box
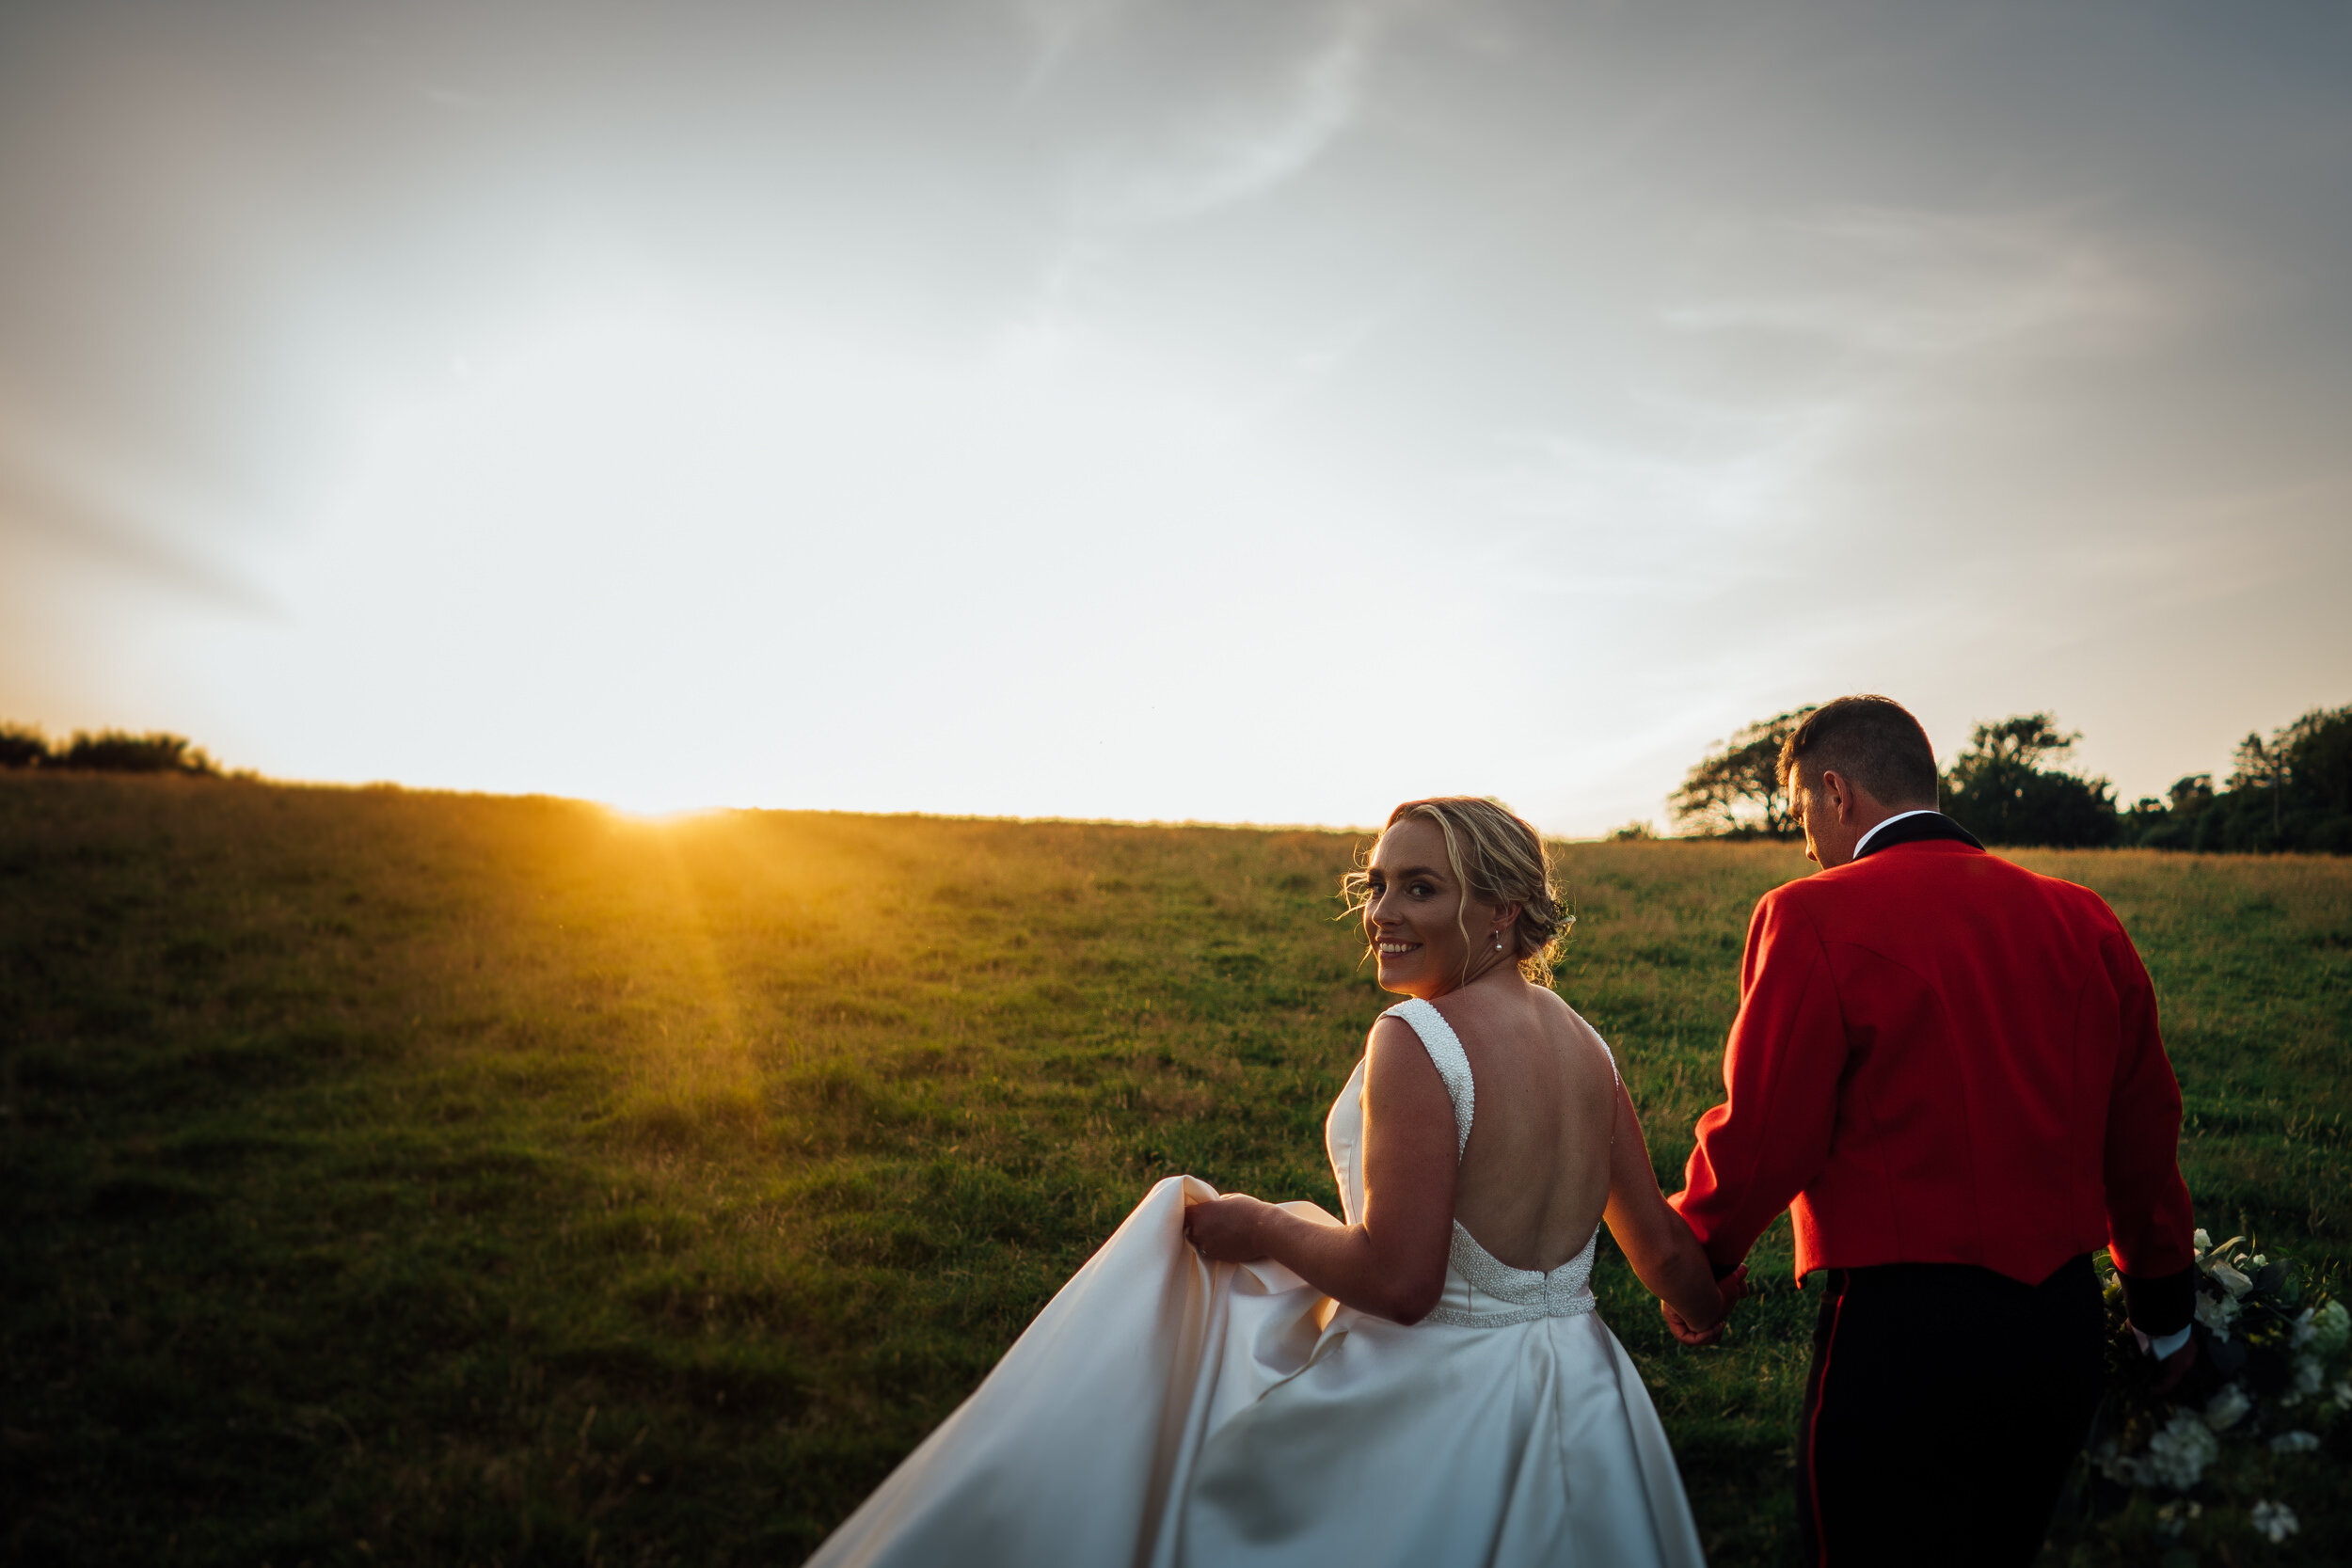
[806,998,1706,1568]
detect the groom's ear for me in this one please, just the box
[1817,768,1855,823]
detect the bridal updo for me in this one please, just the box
[1347,796,1570,983]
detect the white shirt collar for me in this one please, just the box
[1853,808,1941,856]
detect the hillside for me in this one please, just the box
[4,776,2345,1564]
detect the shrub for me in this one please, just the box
[0,722,50,770]
[54,731,219,776]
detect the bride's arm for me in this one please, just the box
[1602,1081,1734,1337]
[1183,1019,1456,1324]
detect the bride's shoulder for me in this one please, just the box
[1529,983,1597,1030]
[1524,987,1616,1061]
[1363,1006,1433,1063]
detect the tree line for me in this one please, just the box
[10,707,2349,853]
[0,723,220,777]
[1663,703,2352,853]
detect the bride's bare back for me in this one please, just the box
[1430,982,1618,1272]
[1185,799,1725,1340]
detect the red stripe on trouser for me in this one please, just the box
[1809,1286,1845,1568]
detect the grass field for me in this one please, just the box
[4,775,2346,1565]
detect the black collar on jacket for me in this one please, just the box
[1853,811,1984,859]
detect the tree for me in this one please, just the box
[1953,713,2080,775]
[1669,707,1816,838]
[2189,705,2352,852]
[2169,774,2216,816]
[1942,713,2120,847]
[2231,733,2284,837]
[0,722,48,770]
[54,731,217,775]
[2266,705,2352,817]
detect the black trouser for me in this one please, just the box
[1795,1255,2105,1568]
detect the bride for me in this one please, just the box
[808,797,1735,1567]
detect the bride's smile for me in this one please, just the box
[1360,817,1515,998]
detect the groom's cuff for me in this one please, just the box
[2119,1263,2197,1339]
[2134,1323,2194,1360]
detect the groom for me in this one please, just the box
[1663,695,2197,1566]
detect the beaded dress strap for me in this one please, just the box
[1381,999,1473,1157]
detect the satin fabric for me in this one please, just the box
[809,1031,1706,1568]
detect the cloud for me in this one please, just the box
[1017,0,1136,87]
[1055,2,1387,227]
[1665,204,2174,364]
[1116,16,1369,221]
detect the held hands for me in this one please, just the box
[1662,1263,1748,1347]
[1183,1193,1272,1263]
[2153,1332,2200,1395]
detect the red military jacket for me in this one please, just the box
[1669,819,2196,1294]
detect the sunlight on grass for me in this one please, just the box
[606,824,766,1151]
[3,777,2344,1564]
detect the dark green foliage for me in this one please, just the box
[0,722,48,769]
[2127,707,2352,854]
[51,730,218,775]
[0,723,51,770]
[1942,713,2122,847]
[1668,706,1815,839]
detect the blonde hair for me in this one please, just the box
[1343,796,1570,983]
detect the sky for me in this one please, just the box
[2,0,2348,832]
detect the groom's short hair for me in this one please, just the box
[1779,696,1940,807]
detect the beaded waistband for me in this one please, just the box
[1422,1225,1600,1328]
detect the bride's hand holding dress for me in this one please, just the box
[1186,1044,1740,1338]
[809,798,1721,1568]
[1182,1010,1459,1323]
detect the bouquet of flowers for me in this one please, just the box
[2073,1230,2349,1560]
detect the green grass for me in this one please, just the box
[3,776,2345,1565]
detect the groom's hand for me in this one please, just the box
[1663,1264,1748,1347]
[2152,1332,2199,1395]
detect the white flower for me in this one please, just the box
[2213,1261,2253,1298]
[2142,1410,2222,1491]
[2194,1227,2212,1252]
[2203,1384,2252,1431]
[2249,1499,2299,1544]
[2334,1378,2352,1410]
[2195,1291,2242,1340]
[2307,1299,2350,1355]
[2270,1431,2320,1453]
[2293,1355,2326,1397]
[2251,1253,2268,1269]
